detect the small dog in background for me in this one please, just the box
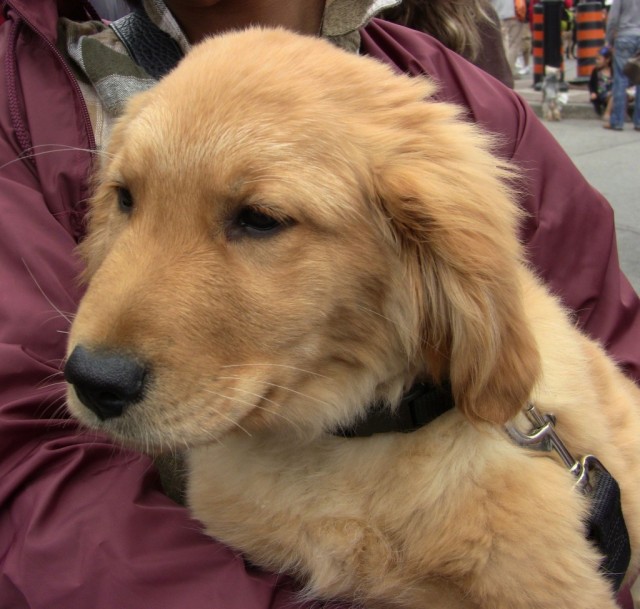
[542,66,562,121]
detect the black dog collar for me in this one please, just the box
[337,380,454,438]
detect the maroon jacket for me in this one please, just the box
[0,1,638,608]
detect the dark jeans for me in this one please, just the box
[611,36,640,129]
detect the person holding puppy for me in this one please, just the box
[0,1,638,608]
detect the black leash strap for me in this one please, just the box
[508,409,631,592]
[110,9,184,80]
[585,460,631,591]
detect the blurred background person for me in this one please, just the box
[605,0,640,130]
[489,0,529,80]
[589,46,614,120]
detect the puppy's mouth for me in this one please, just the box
[64,344,268,452]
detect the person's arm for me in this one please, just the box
[606,0,621,44]
[0,17,316,609]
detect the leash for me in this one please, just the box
[341,384,631,590]
[506,404,631,591]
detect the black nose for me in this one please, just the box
[64,345,148,420]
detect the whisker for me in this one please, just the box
[36,377,67,392]
[250,402,303,431]
[27,384,67,400]
[22,258,74,324]
[354,304,396,325]
[44,312,76,326]
[205,386,304,433]
[23,143,112,156]
[195,395,253,437]
[354,303,444,356]
[220,363,329,378]
[202,427,226,448]
[217,375,334,409]
[48,398,74,421]
[35,368,65,384]
[0,145,112,172]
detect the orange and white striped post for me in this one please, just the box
[575,2,606,82]
[532,3,545,87]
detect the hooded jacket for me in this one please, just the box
[0,1,638,608]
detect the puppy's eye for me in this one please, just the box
[229,206,289,239]
[238,208,279,232]
[117,187,134,214]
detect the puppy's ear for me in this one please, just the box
[374,113,540,425]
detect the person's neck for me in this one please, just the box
[164,0,326,44]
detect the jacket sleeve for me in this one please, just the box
[362,20,640,385]
[0,21,319,609]
[0,124,320,609]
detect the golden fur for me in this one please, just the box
[66,28,640,609]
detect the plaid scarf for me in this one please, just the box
[62,0,399,146]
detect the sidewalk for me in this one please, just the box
[513,57,597,119]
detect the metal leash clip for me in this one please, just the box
[505,403,600,494]
[506,404,631,589]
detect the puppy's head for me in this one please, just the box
[65,28,540,450]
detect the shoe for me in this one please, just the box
[635,126,640,131]
[603,123,623,131]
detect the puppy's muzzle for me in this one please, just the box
[65,345,149,420]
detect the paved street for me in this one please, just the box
[542,118,640,293]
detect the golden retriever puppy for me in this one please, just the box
[65,27,640,609]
